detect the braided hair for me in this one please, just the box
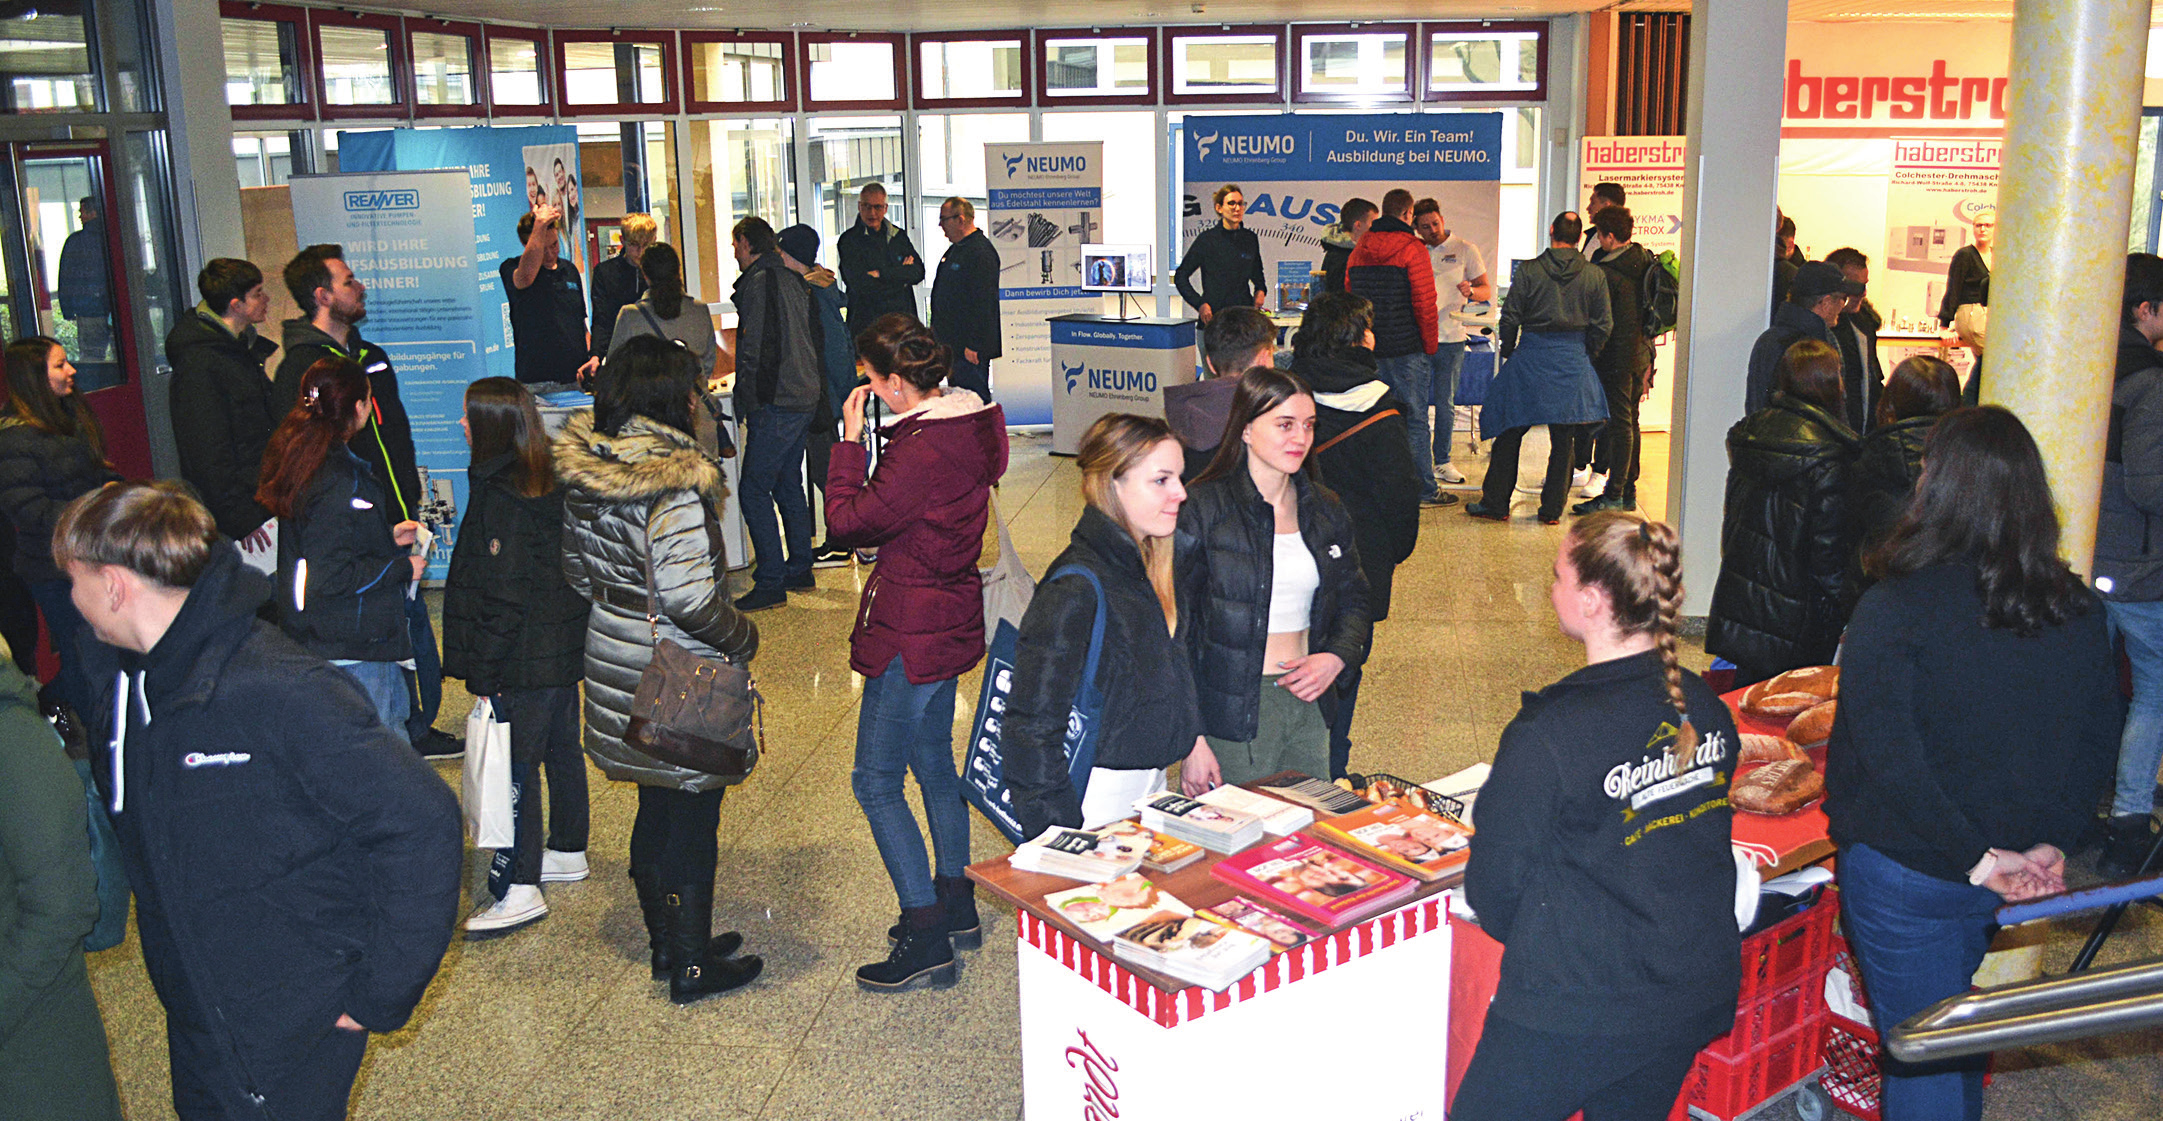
[1568,510,1695,771]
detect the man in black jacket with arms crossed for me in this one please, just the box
[838,183,926,332]
[165,258,278,548]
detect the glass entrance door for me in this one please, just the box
[0,143,132,393]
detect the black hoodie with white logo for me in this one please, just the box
[1466,650,1742,1039]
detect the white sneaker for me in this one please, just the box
[1571,465,1595,491]
[466,885,548,934]
[1578,472,1608,499]
[540,849,590,883]
[1436,463,1468,485]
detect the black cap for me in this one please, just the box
[1791,260,1864,300]
[777,223,820,266]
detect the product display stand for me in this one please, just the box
[1046,315,1197,455]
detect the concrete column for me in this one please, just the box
[1988,0,2149,575]
[154,0,247,268]
[1543,14,1589,222]
[1668,0,1787,616]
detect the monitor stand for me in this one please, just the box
[1114,291,1137,322]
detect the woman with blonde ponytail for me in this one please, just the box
[1456,511,1742,1121]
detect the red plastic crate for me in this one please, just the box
[1737,887,1838,1004]
[1682,1017,1827,1119]
[1703,970,1828,1062]
[1817,936,1992,1121]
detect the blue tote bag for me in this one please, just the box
[962,566,1108,844]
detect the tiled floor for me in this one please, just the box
[89,428,2161,1120]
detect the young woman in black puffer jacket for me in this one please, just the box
[442,378,593,937]
[1706,339,1859,686]
[1847,355,1961,601]
[1178,366,1371,789]
[0,337,120,714]
[1288,293,1420,778]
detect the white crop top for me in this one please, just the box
[1268,531,1321,632]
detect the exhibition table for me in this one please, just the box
[1046,315,1197,455]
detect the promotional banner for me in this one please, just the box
[984,141,1106,426]
[1881,136,1998,339]
[1179,113,1505,312]
[289,169,487,576]
[1579,136,1686,431]
[338,125,585,384]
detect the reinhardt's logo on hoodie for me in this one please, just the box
[1607,722,1730,845]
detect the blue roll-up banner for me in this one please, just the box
[289,168,488,578]
[984,142,1105,427]
[1180,113,1505,310]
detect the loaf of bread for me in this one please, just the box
[1730,759,1824,816]
[1767,665,1839,700]
[1785,700,1837,749]
[1740,733,1803,764]
[1741,680,1822,719]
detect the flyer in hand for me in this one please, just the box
[1210,833,1417,927]
[1313,802,1474,882]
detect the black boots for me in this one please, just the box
[662,881,762,1004]
[858,904,957,992]
[885,875,983,951]
[2099,814,2161,878]
[634,869,743,980]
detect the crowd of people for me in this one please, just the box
[0,175,2149,1121]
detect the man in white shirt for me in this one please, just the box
[1414,199,1492,485]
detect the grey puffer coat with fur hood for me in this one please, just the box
[557,411,758,792]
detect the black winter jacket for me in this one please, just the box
[1936,245,1990,327]
[1846,416,1933,598]
[274,447,412,663]
[1706,395,1859,682]
[2097,358,2163,602]
[274,320,423,523]
[838,219,927,329]
[1592,242,1655,379]
[1176,465,1372,742]
[2117,324,2160,383]
[731,254,823,415]
[1467,650,1741,1039]
[165,308,280,539]
[1835,303,1885,433]
[83,547,460,1096]
[1005,507,1204,837]
[1295,347,1421,622]
[931,230,1003,362]
[441,454,588,695]
[0,416,121,582]
[1744,301,1837,417]
[587,253,647,361]
[1174,222,1266,319]
[1498,247,1611,361]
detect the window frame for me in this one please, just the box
[1418,20,1548,105]
[307,8,409,120]
[219,2,316,122]
[1161,24,1285,107]
[911,30,1033,111]
[1289,21,1416,105]
[553,28,680,117]
[797,31,908,113]
[1033,27,1157,108]
[681,30,797,114]
[405,18,484,118]
[480,25,552,117]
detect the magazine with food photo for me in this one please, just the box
[1210,834,1417,926]
[1199,895,1318,951]
[1314,802,1474,882]
[1042,873,1194,942]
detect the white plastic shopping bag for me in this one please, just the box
[462,697,514,849]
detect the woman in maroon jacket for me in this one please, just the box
[825,313,1009,995]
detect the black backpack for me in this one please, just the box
[1641,249,1681,339]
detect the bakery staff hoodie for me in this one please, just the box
[1466,650,1742,1039]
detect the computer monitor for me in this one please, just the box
[1080,244,1152,293]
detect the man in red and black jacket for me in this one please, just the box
[1347,189,1443,504]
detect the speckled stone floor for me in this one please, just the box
[86,428,2163,1120]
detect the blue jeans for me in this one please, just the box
[28,578,88,715]
[1427,340,1467,466]
[851,654,969,911]
[1838,843,1998,1121]
[1375,352,1439,498]
[740,405,816,590]
[404,594,441,742]
[334,660,412,746]
[2105,598,2163,816]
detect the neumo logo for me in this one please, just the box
[1065,1030,1119,1121]
[344,189,421,212]
[1220,133,1296,157]
[1784,58,2007,122]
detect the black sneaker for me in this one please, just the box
[2098,814,2160,878]
[734,586,788,612]
[1464,501,1509,521]
[783,571,817,591]
[1421,491,1461,508]
[812,543,852,569]
[1572,494,1626,516]
[413,727,465,760]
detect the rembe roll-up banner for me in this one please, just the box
[289,168,488,578]
[1578,137,1686,432]
[984,142,1106,426]
[1179,113,1505,311]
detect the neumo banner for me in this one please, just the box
[1179,113,1504,311]
[290,169,487,576]
[984,141,1106,426]
[1578,136,1685,431]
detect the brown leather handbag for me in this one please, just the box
[624,522,763,783]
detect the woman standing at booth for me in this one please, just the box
[821,314,1006,995]
[1827,407,2119,1121]
[1178,366,1370,789]
[1455,510,1740,1121]
[1174,185,1268,341]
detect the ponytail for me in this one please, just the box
[1568,511,1695,771]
